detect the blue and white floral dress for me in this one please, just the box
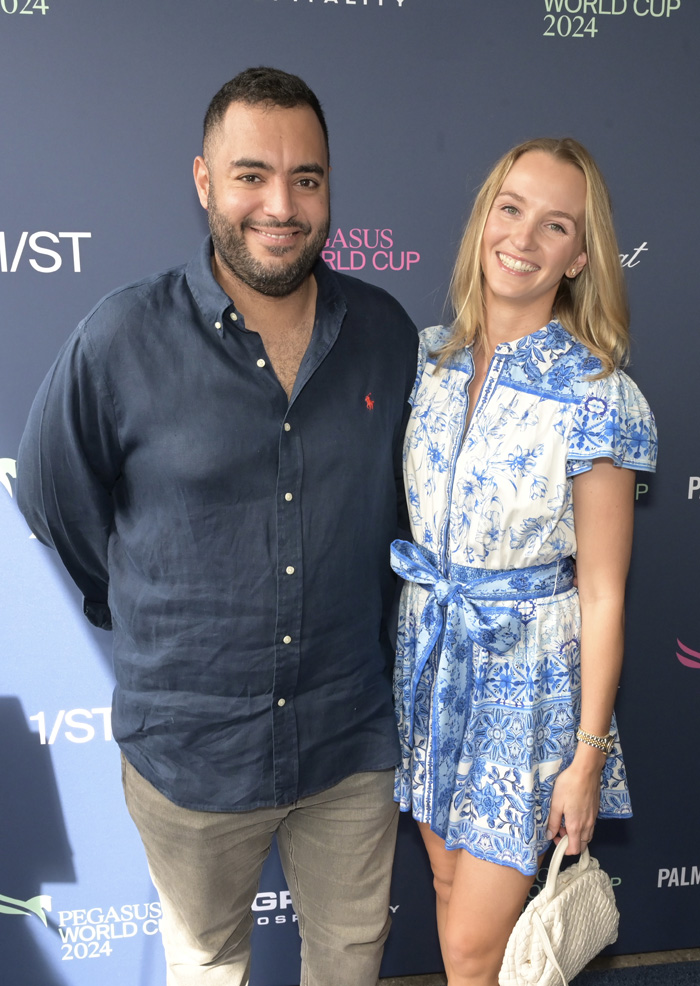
[391,320,657,875]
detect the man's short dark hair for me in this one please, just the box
[203,66,329,154]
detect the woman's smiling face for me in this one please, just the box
[480,150,588,323]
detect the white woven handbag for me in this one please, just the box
[499,835,619,986]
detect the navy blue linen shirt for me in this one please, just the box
[18,237,418,811]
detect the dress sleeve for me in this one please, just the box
[409,325,453,406]
[566,369,658,476]
[16,323,122,629]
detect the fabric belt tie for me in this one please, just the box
[390,539,574,746]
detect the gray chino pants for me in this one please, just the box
[122,756,399,986]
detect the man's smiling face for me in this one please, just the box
[194,101,330,298]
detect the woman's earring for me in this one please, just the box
[569,267,577,277]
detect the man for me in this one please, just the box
[17,67,418,986]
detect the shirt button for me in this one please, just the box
[230,312,238,321]
[285,566,295,575]
[277,698,286,707]
[257,358,266,368]
[214,321,222,330]
[282,635,292,644]
[284,492,293,502]
[284,423,291,432]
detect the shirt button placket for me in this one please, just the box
[274,414,303,803]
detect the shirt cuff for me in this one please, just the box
[83,599,113,631]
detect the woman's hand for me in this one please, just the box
[546,748,605,854]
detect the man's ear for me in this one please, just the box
[193,156,210,210]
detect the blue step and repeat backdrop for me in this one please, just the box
[1,1,699,983]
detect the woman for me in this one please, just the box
[390,138,657,986]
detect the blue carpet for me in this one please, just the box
[575,962,700,985]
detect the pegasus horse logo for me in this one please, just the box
[0,458,16,497]
[0,892,52,927]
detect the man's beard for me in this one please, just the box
[207,188,330,298]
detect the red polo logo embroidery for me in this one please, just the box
[364,393,375,410]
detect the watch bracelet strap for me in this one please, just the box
[576,727,613,754]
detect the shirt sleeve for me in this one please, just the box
[566,369,658,477]
[16,324,122,629]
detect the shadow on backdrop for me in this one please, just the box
[0,696,74,986]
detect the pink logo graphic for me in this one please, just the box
[676,639,700,669]
[364,393,375,411]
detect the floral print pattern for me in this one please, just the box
[393,321,657,875]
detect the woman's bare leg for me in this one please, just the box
[418,823,457,983]
[418,822,535,986]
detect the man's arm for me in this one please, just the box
[17,326,122,629]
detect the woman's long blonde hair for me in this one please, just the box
[437,137,629,376]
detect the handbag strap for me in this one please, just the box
[534,835,597,986]
[532,909,568,986]
[543,835,591,899]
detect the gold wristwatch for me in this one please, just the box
[576,727,614,755]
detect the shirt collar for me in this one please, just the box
[290,259,347,401]
[185,236,237,337]
[310,255,347,330]
[185,236,347,346]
